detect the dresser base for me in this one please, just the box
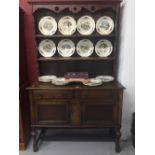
[28,82,124,153]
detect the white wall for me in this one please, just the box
[118,0,135,139]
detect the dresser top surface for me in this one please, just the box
[27,81,124,90]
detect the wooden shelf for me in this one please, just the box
[38,57,115,61]
[35,34,116,38]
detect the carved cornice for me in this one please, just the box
[28,0,122,5]
[32,5,117,14]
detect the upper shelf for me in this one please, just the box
[35,34,116,38]
[38,57,115,61]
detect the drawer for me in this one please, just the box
[33,90,73,99]
[75,90,115,101]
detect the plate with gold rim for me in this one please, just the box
[58,16,76,36]
[58,39,75,57]
[76,39,94,57]
[96,16,114,35]
[38,75,57,83]
[83,78,103,86]
[52,77,69,85]
[38,16,57,36]
[38,39,56,57]
[77,16,95,35]
[95,39,113,57]
[96,75,114,82]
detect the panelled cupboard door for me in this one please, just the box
[34,100,70,125]
[82,101,116,125]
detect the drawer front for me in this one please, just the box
[75,90,116,102]
[33,90,72,99]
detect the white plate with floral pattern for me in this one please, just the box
[83,78,103,86]
[58,39,75,57]
[95,39,113,57]
[38,39,56,57]
[52,77,69,85]
[38,75,57,83]
[76,39,94,57]
[96,75,114,82]
[38,16,57,36]
[96,16,114,35]
[58,16,76,36]
[77,16,95,35]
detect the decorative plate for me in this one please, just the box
[77,16,95,35]
[96,75,114,82]
[96,16,114,35]
[83,78,102,87]
[38,75,57,83]
[95,39,113,57]
[38,16,57,36]
[57,39,75,57]
[52,77,69,85]
[76,39,94,57]
[38,39,56,57]
[58,16,76,36]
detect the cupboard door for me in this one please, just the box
[35,100,70,125]
[82,101,116,125]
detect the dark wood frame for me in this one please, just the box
[19,8,31,150]
[27,0,124,153]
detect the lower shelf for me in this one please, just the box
[41,128,115,141]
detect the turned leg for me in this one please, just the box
[115,127,121,153]
[32,128,38,152]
